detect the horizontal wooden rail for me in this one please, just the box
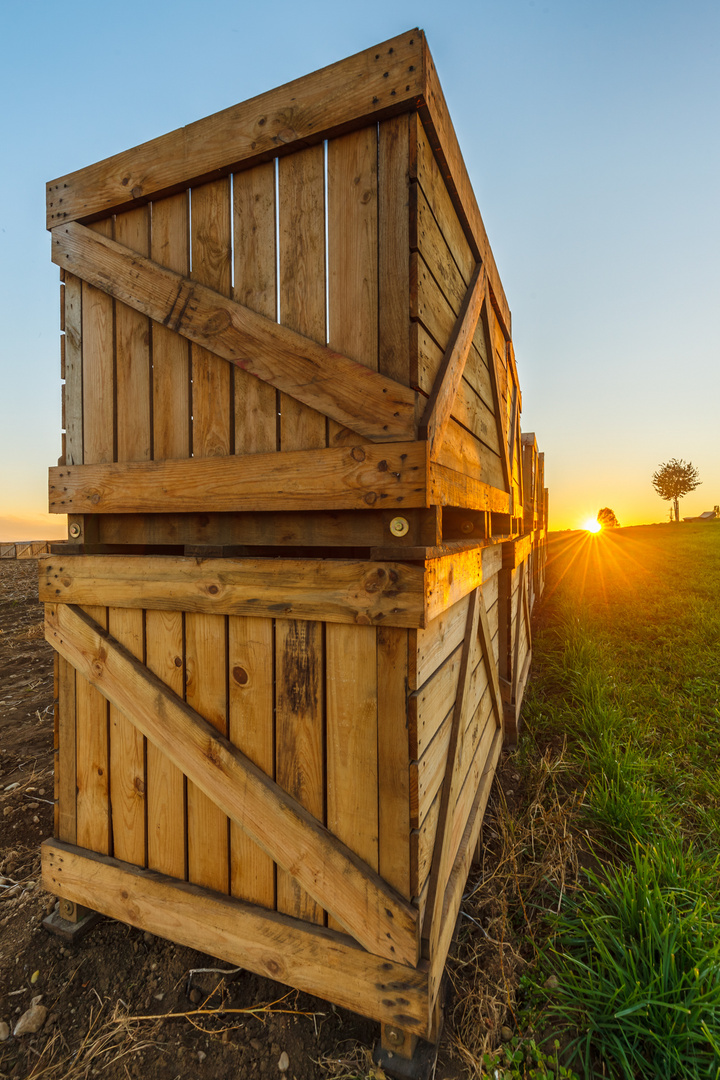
[49,443,427,515]
[45,603,419,965]
[42,840,430,1033]
[52,222,417,443]
[39,554,426,628]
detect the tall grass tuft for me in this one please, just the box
[542,838,720,1079]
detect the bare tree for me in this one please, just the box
[652,459,701,522]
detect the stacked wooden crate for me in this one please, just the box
[40,29,547,1058]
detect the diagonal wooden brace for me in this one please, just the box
[419,263,486,461]
[51,221,417,444]
[44,602,419,966]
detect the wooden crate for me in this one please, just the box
[41,28,548,1054]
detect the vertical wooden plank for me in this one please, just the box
[378,627,411,900]
[82,219,114,464]
[191,178,232,458]
[56,655,77,843]
[275,619,324,923]
[228,616,275,907]
[327,623,378,931]
[114,207,151,462]
[151,193,191,461]
[76,606,110,853]
[378,115,411,386]
[233,163,278,454]
[107,608,146,866]
[278,145,327,451]
[185,612,229,893]
[145,610,186,880]
[327,127,379,447]
[63,274,83,465]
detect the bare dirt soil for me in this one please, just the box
[2,558,530,1080]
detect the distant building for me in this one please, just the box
[682,510,719,522]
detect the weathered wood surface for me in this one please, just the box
[51,222,416,443]
[44,602,418,965]
[48,443,427,515]
[39,553,426,628]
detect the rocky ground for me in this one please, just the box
[2,558,518,1080]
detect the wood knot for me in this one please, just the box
[232,666,249,686]
[207,584,219,595]
[364,491,378,506]
[351,446,366,462]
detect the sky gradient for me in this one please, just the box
[1,0,718,537]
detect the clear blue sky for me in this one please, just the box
[2,0,718,536]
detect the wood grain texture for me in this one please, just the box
[52,222,417,443]
[56,655,77,843]
[276,618,324,923]
[82,220,114,465]
[75,606,110,853]
[229,616,275,908]
[326,623,380,933]
[63,274,83,465]
[107,607,146,866]
[150,192,191,461]
[191,178,232,459]
[278,145,327,452]
[145,609,186,879]
[185,610,229,894]
[114,207,151,463]
[378,627,412,899]
[42,840,430,1034]
[233,163,278,455]
[45,603,418,963]
[48,442,427,515]
[378,116,411,385]
[39,553,426,629]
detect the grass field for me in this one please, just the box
[471,521,720,1079]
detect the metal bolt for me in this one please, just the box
[68,523,81,538]
[389,516,409,537]
[384,1026,404,1047]
[460,519,474,534]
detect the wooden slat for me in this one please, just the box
[63,274,83,465]
[56,656,77,843]
[378,115,411,385]
[378,627,412,899]
[45,603,418,963]
[114,207,151,462]
[233,162,278,454]
[185,611,229,894]
[408,645,462,761]
[48,441,427,515]
[39,553,426,629]
[326,623,379,932]
[421,589,480,947]
[82,220,114,465]
[145,610,186,879]
[276,619,324,923]
[47,31,425,227]
[327,126,379,447]
[191,178,232,459]
[42,840,430,1034]
[229,616,275,907]
[278,144,327,452]
[107,607,146,866]
[478,592,504,733]
[420,264,486,461]
[75,606,110,853]
[151,192,191,460]
[51,222,417,443]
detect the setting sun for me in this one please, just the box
[584,518,602,533]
